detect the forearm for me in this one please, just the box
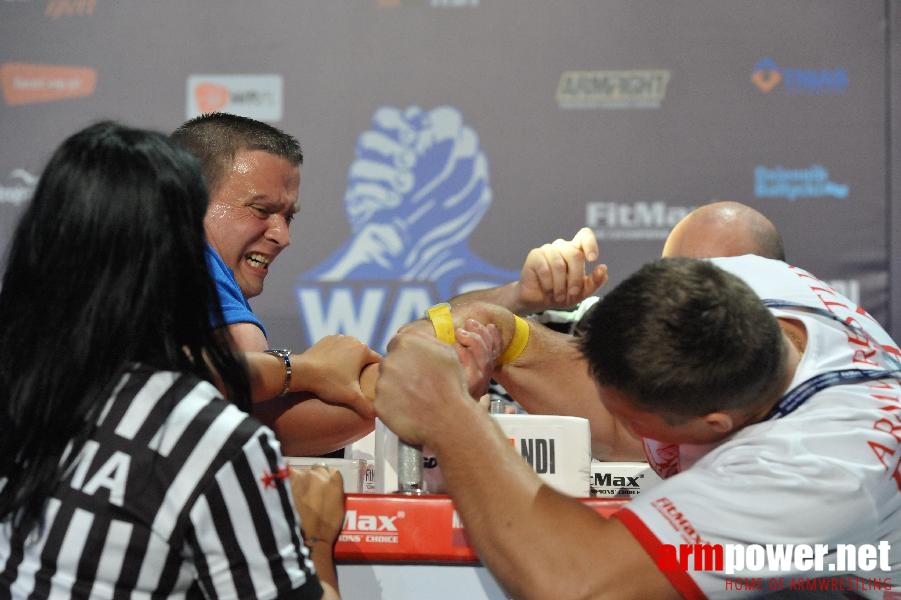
[245,351,292,403]
[494,324,644,461]
[246,351,378,401]
[359,362,378,400]
[247,358,377,455]
[255,398,374,456]
[373,322,673,599]
[418,301,642,459]
[449,282,527,314]
[289,465,345,600]
[430,401,636,599]
[243,352,338,406]
[440,304,642,460]
[309,541,340,597]
[320,582,340,600]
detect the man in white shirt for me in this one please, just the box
[376,255,901,599]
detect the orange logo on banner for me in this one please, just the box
[194,82,230,113]
[0,63,97,106]
[45,0,96,19]
[751,68,782,93]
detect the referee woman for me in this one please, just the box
[0,122,342,599]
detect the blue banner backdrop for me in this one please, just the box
[0,0,898,348]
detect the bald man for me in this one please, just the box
[450,200,784,317]
[662,200,784,261]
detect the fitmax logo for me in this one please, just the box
[591,472,646,496]
[340,509,404,544]
[594,473,642,488]
[586,201,694,241]
[343,509,403,532]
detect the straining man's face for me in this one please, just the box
[204,149,300,299]
[596,384,737,446]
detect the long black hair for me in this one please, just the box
[0,121,251,534]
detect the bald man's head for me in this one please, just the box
[661,201,785,260]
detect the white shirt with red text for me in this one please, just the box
[616,256,901,599]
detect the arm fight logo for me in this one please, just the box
[296,105,518,351]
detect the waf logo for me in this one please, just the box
[751,57,848,95]
[296,105,518,353]
[186,75,283,122]
[1,63,97,106]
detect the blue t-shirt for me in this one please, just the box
[205,245,267,337]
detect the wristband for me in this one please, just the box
[263,348,292,397]
[499,315,530,365]
[426,302,456,345]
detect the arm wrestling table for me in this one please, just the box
[333,494,628,600]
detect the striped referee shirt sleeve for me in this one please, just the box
[188,427,322,600]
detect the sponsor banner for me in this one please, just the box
[0,168,37,207]
[45,0,95,18]
[754,165,849,201]
[376,415,590,497]
[334,494,627,563]
[556,70,671,109]
[590,460,662,498]
[1,62,97,106]
[585,201,694,241]
[377,0,479,7]
[186,74,283,122]
[751,57,848,96]
[430,0,478,6]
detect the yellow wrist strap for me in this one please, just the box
[499,315,530,365]
[426,302,456,345]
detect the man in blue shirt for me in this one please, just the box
[173,113,380,457]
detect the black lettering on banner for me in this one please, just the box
[520,438,556,474]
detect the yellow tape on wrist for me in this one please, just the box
[499,315,530,365]
[426,302,456,345]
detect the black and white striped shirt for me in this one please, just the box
[1,364,322,599]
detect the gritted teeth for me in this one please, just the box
[246,253,271,269]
